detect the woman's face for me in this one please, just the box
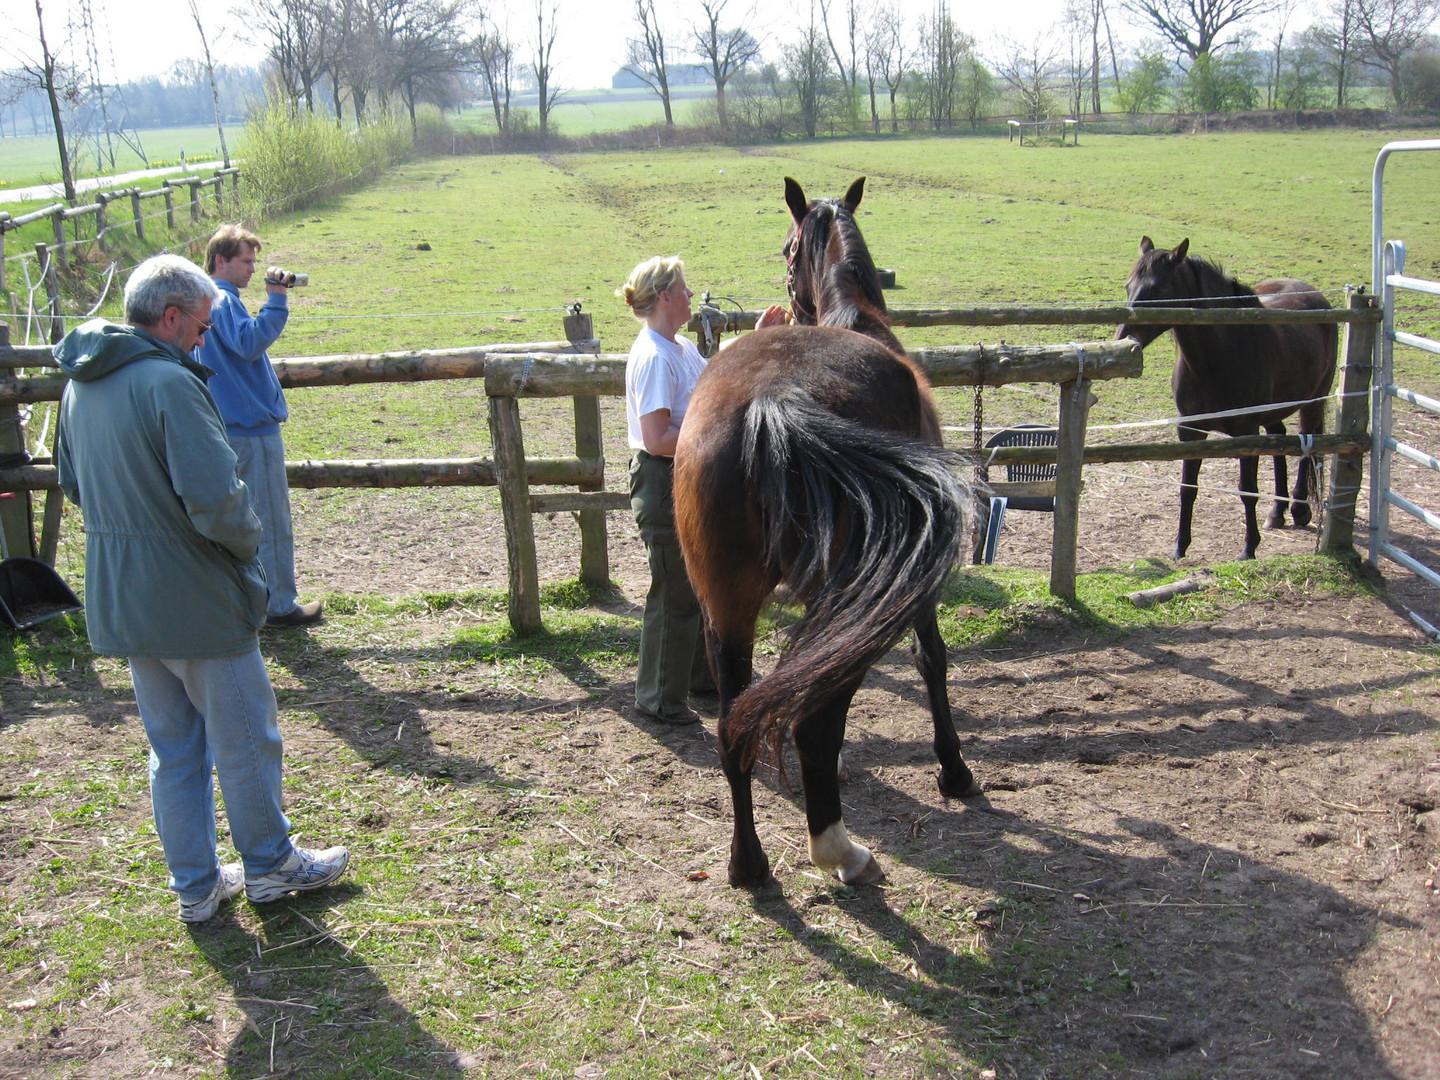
[655,274,693,334]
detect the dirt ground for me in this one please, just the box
[266,429,1440,1078]
[6,425,1440,1077]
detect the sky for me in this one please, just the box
[9,0,1115,92]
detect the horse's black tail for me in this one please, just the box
[728,386,974,766]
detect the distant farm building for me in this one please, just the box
[611,64,715,90]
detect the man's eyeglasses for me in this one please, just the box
[176,308,212,335]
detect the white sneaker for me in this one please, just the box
[245,845,350,903]
[178,863,244,923]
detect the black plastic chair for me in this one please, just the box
[974,425,1059,565]
[0,557,82,631]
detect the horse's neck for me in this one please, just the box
[1187,262,1261,310]
[819,301,905,358]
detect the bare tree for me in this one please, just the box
[624,0,674,127]
[1263,0,1304,107]
[388,0,480,131]
[992,35,1064,121]
[1308,0,1366,106]
[1065,0,1113,114]
[189,0,231,167]
[248,0,326,111]
[784,11,836,137]
[1353,0,1440,107]
[20,0,77,204]
[691,0,761,133]
[863,4,908,132]
[474,12,517,135]
[1122,0,1276,59]
[817,0,861,94]
[918,2,977,129]
[531,0,564,138]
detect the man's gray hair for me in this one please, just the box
[123,254,221,327]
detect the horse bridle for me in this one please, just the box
[783,224,818,325]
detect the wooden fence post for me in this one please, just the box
[36,244,64,343]
[189,180,202,222]
[230,169,241,211]
[0,214,8,295]
[1050,372,1094,601]
[0,324,36,560]
[560,310,610,589]
[573,393,609,590]
[95,194,110,255]
[130,188,146,242]
[50,209,67,273]
[164,183,176,230]
[488,392,543,634]
[1321,289,1378,554]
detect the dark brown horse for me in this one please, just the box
[674,177,981,890]
[1116,237,1337,560]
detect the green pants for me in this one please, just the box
[629,451,712,715]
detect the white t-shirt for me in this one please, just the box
[625,325,707,453]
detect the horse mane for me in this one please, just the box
[793,198,901,351]
[1178,253,1263,309]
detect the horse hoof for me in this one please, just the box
[1292,507,1313,528]
[839,854,885,886]
[1265,515,1285,530]
[938,768,983,800]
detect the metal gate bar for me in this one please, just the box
[1370,139,1440,637]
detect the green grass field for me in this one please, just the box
[0,124,231,197]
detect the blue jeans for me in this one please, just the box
[129,651,294,903]
[230,431,298,618]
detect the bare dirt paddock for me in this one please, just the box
[288,450,1439,1077]
[3,447,1439,1078]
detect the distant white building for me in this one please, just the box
[612,64,715,90]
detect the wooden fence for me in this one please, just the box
[0,167,241,306]
[0,296,1381,633]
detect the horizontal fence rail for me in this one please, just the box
[1,291,1380,631]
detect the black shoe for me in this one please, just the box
[633,703,701,726]
[265,601,323,628]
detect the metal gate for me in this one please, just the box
[1370,139,1440,638]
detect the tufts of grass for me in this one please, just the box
[940,552,1376,648]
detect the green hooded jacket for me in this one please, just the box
[55,319,268,658]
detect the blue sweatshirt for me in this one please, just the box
[195,279,289,437]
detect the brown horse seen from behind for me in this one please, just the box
[674,177,981,889]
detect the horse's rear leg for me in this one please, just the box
[708,624,771,888]
[1264,421,1291,529]
[794,682,881,885]
[1176,455,1202,558]
[911,604,981,799]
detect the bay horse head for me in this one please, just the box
[781,176,899,354]
[1117,235,1193,347]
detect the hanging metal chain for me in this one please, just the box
[973,344,986,481]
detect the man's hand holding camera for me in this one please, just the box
[264,266,307,291]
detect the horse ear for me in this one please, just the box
[1173,238,1190,260]
[843,176,866,211]
[1139,236,1154,254]
[784,177,809,224]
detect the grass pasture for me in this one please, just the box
[0,125,231,199]
[4,130,1440,1080]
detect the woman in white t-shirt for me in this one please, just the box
[618,256,712,726]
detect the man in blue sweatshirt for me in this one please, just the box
[55,254,349,922]
[197,223,321,628]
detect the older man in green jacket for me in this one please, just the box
[55,255,349,923]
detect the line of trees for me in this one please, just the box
[5,0,1437,175]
